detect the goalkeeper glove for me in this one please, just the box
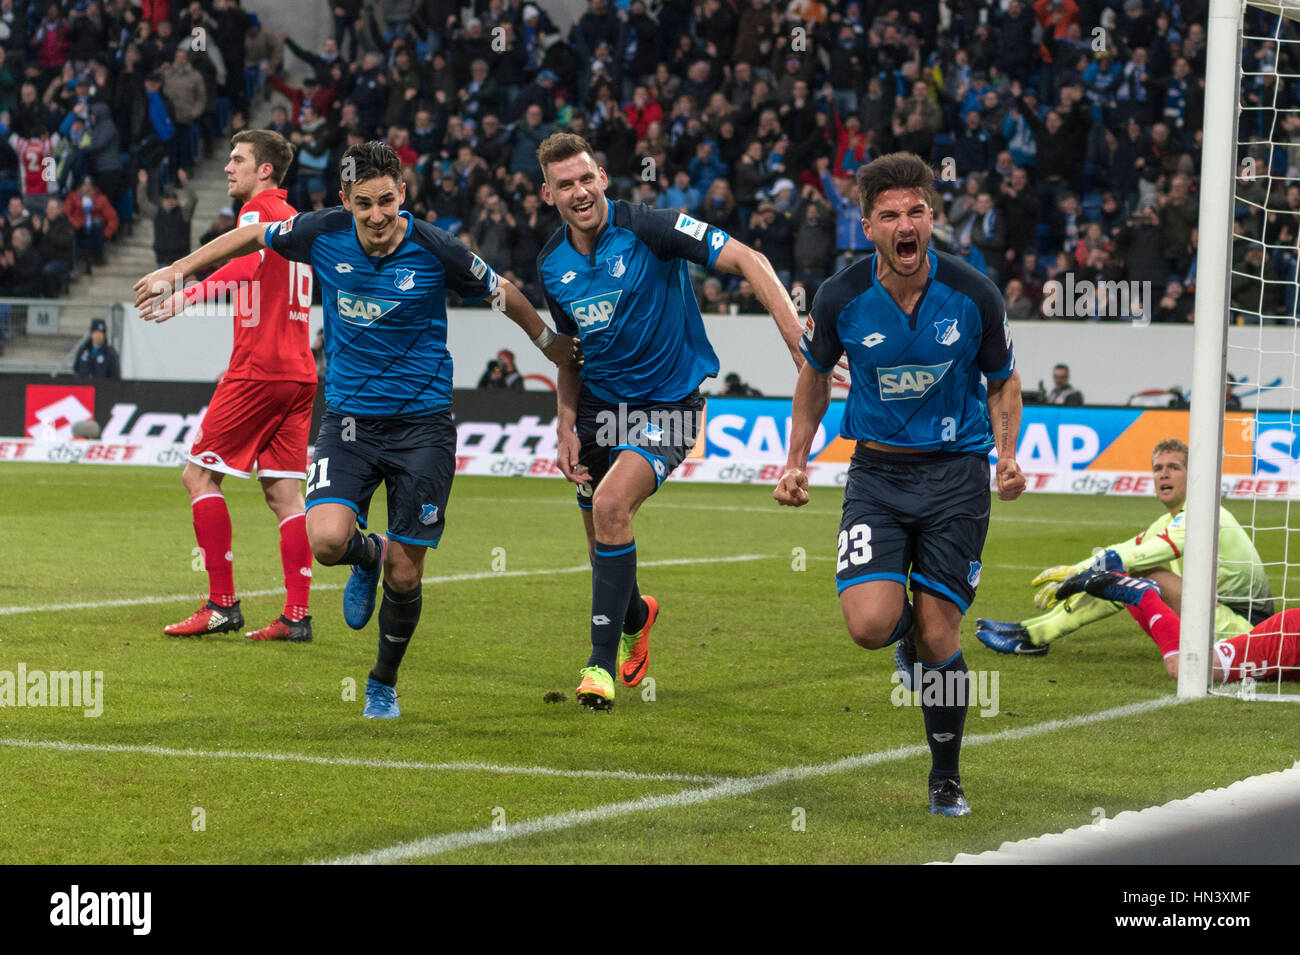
[1031,565,1071,610]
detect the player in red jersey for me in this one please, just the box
[1056,568,1300,685]
[143,130,318,642]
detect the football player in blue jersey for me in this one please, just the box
[774,153,1027,816]
[534,132,806,711]
[136,141,572,720]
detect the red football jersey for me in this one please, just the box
[11,135,55,196]
[185,188,316,383]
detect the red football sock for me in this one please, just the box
[280,511,311,621]
[1127,588,1181,658]
[192,492,235,606]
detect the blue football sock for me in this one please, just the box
[624,582,648,634]
[588,540,637,675]
[330,530,380,569]
[920,650,969,784]
[370,580,420,686]
[883,597,914,647]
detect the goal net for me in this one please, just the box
[1185,0,1300,700]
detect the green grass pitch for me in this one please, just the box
[1,464,1297,864]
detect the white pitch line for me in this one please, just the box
[0,554,774,617]
[0,737,726,785]
[318,695,1186,865]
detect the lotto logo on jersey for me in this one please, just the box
[569,290,623,332]
[337,290,401,326]
[877,361,953,401]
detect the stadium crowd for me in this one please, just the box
[3,0,1297,327]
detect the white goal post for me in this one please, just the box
[1184,0,1300,700]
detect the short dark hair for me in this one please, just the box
[231,129,294,186]
[536,132,596,180]
[855,152,939,219]
[340,140,402,194]
[1054,363,1069,374]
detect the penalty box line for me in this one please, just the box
[0,554,775,617]
[0,737,728,785]
[318,696,1188,865]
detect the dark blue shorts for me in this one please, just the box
[837,445,990,613]
[306,408,456,548]
[573,388,704,510]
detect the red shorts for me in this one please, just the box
[188,378,316,479]
[1215,609,1300,683]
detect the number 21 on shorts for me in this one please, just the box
[837,523,872,573]
[306,457,331,495]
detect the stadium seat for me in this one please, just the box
[1081,193,1104,222]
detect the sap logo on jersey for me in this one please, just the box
[570,290,622,332]
[877,361,953,400]
[337,291,401,325]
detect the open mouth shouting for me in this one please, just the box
[895,234,920,268]
[571,197,597,220]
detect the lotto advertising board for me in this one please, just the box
[1,378,1296,499]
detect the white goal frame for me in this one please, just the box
[1179,0,1244,697]
[1185,0,1300,699]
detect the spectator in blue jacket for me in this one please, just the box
[687,138,725,196]
[658,169,701,213]
[820,163,872,272]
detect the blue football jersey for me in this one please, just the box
[265,209,498,416]
[800,248,1014,452]
[538,197,729,404]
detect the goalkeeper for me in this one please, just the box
[977,438,1274,655]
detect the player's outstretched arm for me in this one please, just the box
[774,360,832,507]
[134,222,270,321]
[987,369,1026,501]
[712,239,805,370]
[492,275,575,367]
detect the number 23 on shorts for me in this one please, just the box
[837,523,872,573]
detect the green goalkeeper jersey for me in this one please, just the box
[1068,505,1273,612]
